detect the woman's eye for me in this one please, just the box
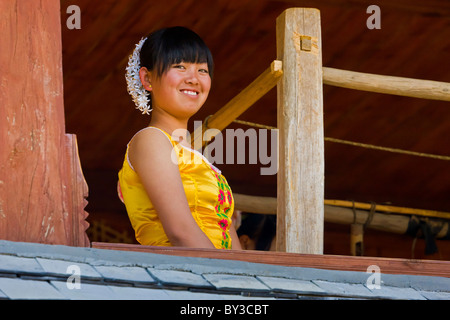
[173,64,185,69]
[199,69,209,74]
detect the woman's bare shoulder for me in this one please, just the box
[128,127,175,169]
[130,127,172,149]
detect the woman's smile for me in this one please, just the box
[180,89,200,97]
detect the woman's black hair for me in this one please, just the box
[140,26,214,78]
[237,213,277,251]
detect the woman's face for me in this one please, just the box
[149,62,211,119]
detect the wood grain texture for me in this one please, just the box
[276,8,324,254]
[65,134,90,247]
[323,67,450,101]
[0,0,89,246]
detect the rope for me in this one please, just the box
[231,119,450,161]
[324,137,450,161]
[364,203,376,229]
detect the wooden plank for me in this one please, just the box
[276,8,324,253]
[91,242,450,278]
[323,67,450,101]
[191,60,283,149]
[65,134,90,247]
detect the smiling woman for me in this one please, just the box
[118,27,241,250]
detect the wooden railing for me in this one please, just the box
[91,242,450,278]
[188,8,450,255]
[323,67,450,101]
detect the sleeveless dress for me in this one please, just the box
[118,127,234,249]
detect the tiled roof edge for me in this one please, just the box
[1,240,449,294]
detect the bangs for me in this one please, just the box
[141,27,214,78]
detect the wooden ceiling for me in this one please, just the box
[60,0,450,219]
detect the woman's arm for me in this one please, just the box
[128,129,215,249]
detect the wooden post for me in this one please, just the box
[0,0,89,246]
[350,224,364,256]
[276,8,324,254]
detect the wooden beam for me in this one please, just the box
[234,193,276,215]
[191,60,282,149]
[323,67,450,101]
[325,199,450,220]
[276,8,324,254]
[234,193,450,221]
[233,193,450,239]
[91,242,450,278]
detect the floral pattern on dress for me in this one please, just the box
[213,169,233,249]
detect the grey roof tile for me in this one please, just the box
[313,280,375,299]
[380,273,450,293]
[203,273,270,292]
[107,285,171,300]
[50,280,118,300]
[0,240,448,300]
[93,265,156,286]
[366,285,426,300]
[0,289,7,299]
[148,268,213,289]
[419,290,450,300]
[407,275,450,293]
[257,276,325,295]
[36,258,102,280]
[219,293,276,300]
[163,289,224,300]
[0,254,44,275]
[0,278,66,300]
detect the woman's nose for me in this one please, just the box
[184,68,199,84]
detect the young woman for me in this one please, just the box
[118,27,241,250]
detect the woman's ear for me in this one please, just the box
[139,67,152,91]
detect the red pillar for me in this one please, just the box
[0,0,89,246]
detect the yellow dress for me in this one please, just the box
[118,127,234,249]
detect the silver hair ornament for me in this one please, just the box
[125,37,151,115]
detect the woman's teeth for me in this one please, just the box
[181,90,198,96]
